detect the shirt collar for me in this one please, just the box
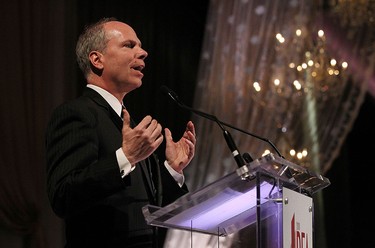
[86,84,123,117]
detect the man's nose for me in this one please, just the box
[137,48,148,60]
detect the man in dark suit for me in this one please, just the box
[45,17,196,248]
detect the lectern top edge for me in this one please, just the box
[238,153,331,195]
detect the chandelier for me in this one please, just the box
[249,7,351,169]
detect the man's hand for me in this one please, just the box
[121,108,164,165]
[165,121,196,173]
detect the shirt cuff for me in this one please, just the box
[164,160,185,187]
[116,148,134,177]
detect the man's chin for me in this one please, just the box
[125,81,142,92]
[134,81,142,89]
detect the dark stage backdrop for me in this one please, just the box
[0,0,374,248]
[323,93,375,248]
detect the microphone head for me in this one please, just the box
[160,85,181,103]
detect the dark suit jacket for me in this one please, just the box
[45,88,188,248]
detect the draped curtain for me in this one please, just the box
[188,0,372,190]
[0,1,78,247]
[165,0,374,247]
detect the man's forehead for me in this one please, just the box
[105,22,139,40]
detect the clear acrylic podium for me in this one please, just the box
[142,153,330,247]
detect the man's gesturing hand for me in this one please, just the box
[121,108,164,165]
[165,121,196,173]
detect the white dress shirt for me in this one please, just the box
[86,84,184,187]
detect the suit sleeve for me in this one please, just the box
[159,163,189,206]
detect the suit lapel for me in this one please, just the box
[83,88,123,131]
[139,159,157,204]
[83,87,158,203]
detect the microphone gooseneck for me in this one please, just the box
[160,85,181,105]
[160,85,283,159]
[160,85,248,169]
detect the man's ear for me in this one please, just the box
[89,51,104,70]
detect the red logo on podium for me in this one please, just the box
[290,213,309,248]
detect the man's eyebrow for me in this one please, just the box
[124,39,142,47]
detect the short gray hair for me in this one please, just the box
[75,17,118,78]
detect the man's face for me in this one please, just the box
[100,21,148,93]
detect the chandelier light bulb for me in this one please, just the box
[253,81,261,92]
[318,29,325,37]
[330,59,337,66]
[290,149,296,156]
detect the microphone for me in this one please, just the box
[160,85,248,169]
[160,85,284,159]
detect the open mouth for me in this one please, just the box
[132,65,144,71]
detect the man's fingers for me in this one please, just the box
[122,108,131,128]
[164,128,172,141]
[138,115,153,129]
[187,121,196,136]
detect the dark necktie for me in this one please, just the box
[121,105,125,119]
[126,112,158,205]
